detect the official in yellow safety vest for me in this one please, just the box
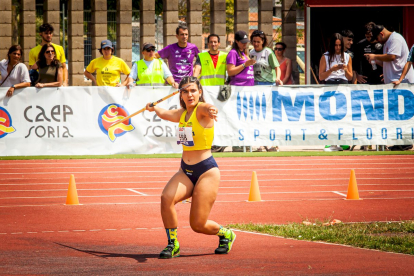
[127,43,178,88]
[193,34,227,86]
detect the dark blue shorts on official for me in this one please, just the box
[181,155,218,185]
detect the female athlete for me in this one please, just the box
[145,76,236,259]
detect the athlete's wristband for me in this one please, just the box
[242,63,246,68]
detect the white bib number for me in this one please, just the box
[177,127,194,147]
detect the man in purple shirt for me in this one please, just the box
[155,25,200,84]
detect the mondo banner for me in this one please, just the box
[0,84,413,156]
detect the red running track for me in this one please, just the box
[1,156,414,275]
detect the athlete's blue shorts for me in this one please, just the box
[180,155,219,185]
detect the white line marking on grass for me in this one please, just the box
[333,191,347,197]
[126,188,148,196]
[232,229,411,256]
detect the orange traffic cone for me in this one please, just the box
[248,171,262,201]
[66,174,80,205]
[346,169,361,200]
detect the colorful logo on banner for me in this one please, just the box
[98,104,135,142]
[0,107,16,138]
[237,92,267,121]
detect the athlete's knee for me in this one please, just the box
[160,192,174,207]
[190,220,206,233]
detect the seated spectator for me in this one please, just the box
[127,43,178,88]
[274,42,293,85]
[34,44,63,88]
[0,45,30,97]
[319,33,353,84]
[84,40,130,87]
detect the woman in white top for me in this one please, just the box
[319,33,353,84]
[0,45,31,97]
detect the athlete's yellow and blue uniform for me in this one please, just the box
[178,103,218,185]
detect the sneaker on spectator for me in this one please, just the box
[324,145,343,152]
[232,146,244,152]
[267,146,279,152]
[253,146,266,152]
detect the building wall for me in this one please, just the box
[6,0,299,85]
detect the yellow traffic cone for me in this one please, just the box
[248,171,262,201]
[346,169,361,200]
[66,174,80,205]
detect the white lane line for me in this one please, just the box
[126,188,148,196]
[42,231,54,233]
[89,229,102,231]
[72,230,86,232]
[2,165,414,176]
[2,196,414,208]
[232,229,409,256]
[333,191,347,197]
[2,189,414,200]
[105,229,117,231]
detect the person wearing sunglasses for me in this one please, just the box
[249,30,282,86]
[274,42,293,85]
[84,40,131,87]
[33,44,63,88]
[29,24,68,86]
[127,43,177,88]
[0,45,30,97]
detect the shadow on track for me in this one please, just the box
[55,242,213,263]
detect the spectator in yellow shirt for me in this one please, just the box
[29,23,68,86]
[84,40,131,87]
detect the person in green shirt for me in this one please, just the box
[249,30,282,86]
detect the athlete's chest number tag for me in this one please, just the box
[177,127,194,146]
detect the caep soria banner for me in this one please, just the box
[0,84,413,155]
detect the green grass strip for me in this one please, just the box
[1,150,413,160]
[229,221,414,255]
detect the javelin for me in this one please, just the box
[108,84,190,129]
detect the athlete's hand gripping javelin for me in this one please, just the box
[109,84,191,129]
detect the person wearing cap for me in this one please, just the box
[193,34,227,86]
[84,40,131,87]
[29,23,68,86]
[155,25,200,84]
[364,24,414,84]
[226,30,255,86]
[127,43,177,88]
